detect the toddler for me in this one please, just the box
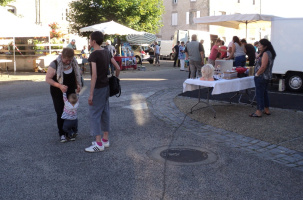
[61,92,79,142]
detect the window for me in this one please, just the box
[186,12,189,24]
[196,11,200,18]
[173,0,178,4]
[172,13,178,26]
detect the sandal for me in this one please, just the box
[263,111,271,115]
[249,113,262,118]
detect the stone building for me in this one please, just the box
[158,0,261,42]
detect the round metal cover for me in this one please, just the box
[147,146,218,166]
[160,148,208,163]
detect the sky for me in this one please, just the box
[261,0,302,17]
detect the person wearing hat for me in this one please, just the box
[67,39,77,50]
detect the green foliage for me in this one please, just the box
[0,0,15,6]
[68,0,164,37]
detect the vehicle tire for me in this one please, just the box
[285,72,303,92]
[170,54,174,60]
[135,55,141,64]
[149,60,154,64]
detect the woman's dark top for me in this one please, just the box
[50,60,77,97]
[88,49,111,88]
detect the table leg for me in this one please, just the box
[229,89,252,104]
[190,87,216,118]
[6,63,9,78]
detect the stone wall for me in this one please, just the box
[0,55,57,72]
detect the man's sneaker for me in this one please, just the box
[85,142,104,152]
[70,133,78,141]
[60,135,67,143]
[102,139,110,148]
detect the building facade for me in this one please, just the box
[158,0,261,43]
[5,0,73,34]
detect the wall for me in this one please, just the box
[0,54,57,72]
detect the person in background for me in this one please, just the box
[199,40,205,63]
[105,40,116,73]
[241,39,256,66]
[172,41,180,67]
[66,39,77,50]
[185,41,190,74]
[225,36,246,67]
[227,40,234,59]
[250,39,276,117]
[185,34,204,78]
[154,41,161,66]
[208,38,222,66]
[254,41,260,52]
[81,46,88,58]
[85,31,120,153]
[219,41,227,59]
[178,41,186,71]
[45,48,82,142]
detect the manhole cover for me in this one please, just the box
[147,146,218,166]
[160,148,208,163]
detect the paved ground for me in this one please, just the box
[1,60,303,200]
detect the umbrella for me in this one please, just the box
[126,32,157,45]
[79,20,140,35]
[193,14,280,38]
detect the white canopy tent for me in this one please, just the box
[0,6,50,72]
[193,14,280,39]
[79,20,140,35]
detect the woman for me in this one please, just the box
[249,39,276,117]
[225,36,246,67]
[208,38,222,66]
[45,48,82,142]
[85,31,120,152]
[178,41,186,71]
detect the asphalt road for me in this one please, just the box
[0,60,302,200]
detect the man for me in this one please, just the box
[104,40,116,74]
[199,39,205,62]
[66,39,76,50]
[185,34,204,78]
[172,41,180,67]
[241,39,256,66]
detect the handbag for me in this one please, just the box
[108,75,121,97]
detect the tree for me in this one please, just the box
[68,0,164,37]
[0,0,15,6]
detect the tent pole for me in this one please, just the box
[246,21,248,39]
[49,34,51,54]
[13,37,16,74]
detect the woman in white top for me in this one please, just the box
[225,36,246,67]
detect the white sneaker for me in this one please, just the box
[60,135,67,143]
[102,139,110,148]
[85,142,104,152]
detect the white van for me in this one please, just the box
[157,40,174,60]
[271,17,303,92]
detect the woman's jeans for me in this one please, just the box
[254,76,269,111]
[233,55,246,67]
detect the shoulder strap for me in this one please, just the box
[54,60,58,70]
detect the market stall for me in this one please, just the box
[80,21,140,70]
[0,7,50,72]
[183,76,255,118]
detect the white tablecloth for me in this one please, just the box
[183,76,255,95]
